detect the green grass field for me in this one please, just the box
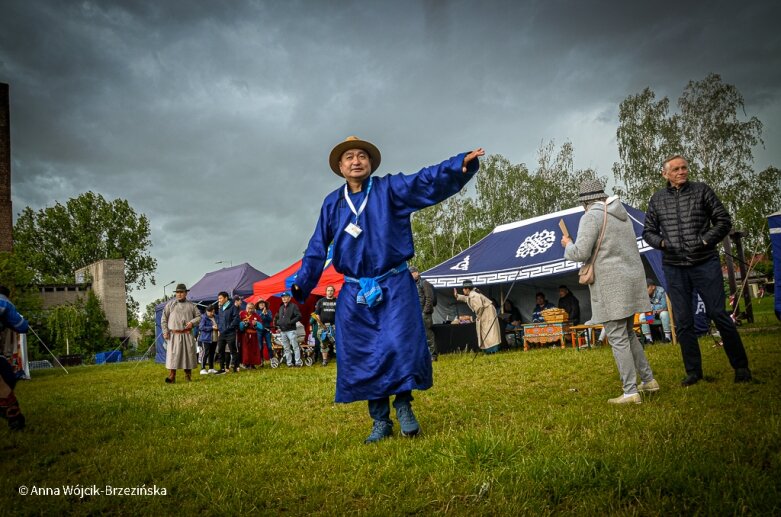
[2,303,780,515]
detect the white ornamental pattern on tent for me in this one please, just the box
[450,255,470,271]
[515,230,556,258]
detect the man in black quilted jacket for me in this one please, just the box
[643,155,751,386]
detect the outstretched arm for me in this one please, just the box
[462,148,485,173]
[388,149,484,215]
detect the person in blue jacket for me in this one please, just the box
[255,299,274,365]
[198,305,219,374]
[531,292,555,323]
[215,291,241,374]
[0,285,29,430]
[293,136,483,444]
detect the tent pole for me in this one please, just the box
[666,294,678,346]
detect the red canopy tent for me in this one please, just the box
[245,260,344,332]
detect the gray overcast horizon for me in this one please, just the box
[2,0,780,317]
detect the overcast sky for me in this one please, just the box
[2,0,780,315]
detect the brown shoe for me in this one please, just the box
[0,392,26,430]
[185,369,192,382]
[165,369,176,384]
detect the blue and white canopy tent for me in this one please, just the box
[422,203,666,324]
[768,210,781,321]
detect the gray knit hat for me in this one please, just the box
[578,179,607,203]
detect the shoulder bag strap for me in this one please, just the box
[591,204,609,263]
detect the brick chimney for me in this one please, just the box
[0,83,12,252]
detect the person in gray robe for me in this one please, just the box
[161,283,201,383]
[562,180,659,404]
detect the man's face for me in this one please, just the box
[339,148,372,183]
[218,295,227,305]
[663,158,689,188]
[246,303,255,313]
[175,290,186,301]
[647,285,655,297]
[536,295,545,305]
[326,287,335,298]
[411,271,420,281]
[281,295,291,304]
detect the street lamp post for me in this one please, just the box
[163,280,175,300]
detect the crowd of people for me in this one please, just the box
[0,139,756,442]
[159,145,752,439]
[160,286,342,382]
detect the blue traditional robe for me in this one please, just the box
[296,153,479,402]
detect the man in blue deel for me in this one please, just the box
[0,284,29,431]
[293,136,483,444]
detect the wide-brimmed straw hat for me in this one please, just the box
[329,136,381,177]
[578,179,608,203]
[174,283,189,292]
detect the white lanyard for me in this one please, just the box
[343,177,373,223]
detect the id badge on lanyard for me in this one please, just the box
[344,222,362,238]
[344,177,372,239]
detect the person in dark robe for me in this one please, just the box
[239,302,263,368]
[557,285,581,325]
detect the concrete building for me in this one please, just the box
[75,259,128,338]
[39,284,92,309]
[38,258,130,340]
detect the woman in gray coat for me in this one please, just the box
[561,180,659,404]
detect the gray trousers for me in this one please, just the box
[279,330,301,366]
[603,316,654,395]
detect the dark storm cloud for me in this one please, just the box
[1,0,779,311]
